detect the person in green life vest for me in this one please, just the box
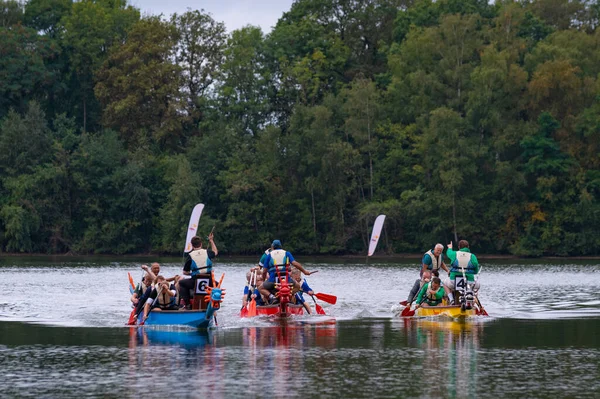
[443,240,480,305]
[415,277,445,308]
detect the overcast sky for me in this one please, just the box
[130,0,296,33]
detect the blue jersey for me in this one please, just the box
[294,280,313,304]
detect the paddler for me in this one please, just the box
[415,277,446,308]
[258,239,316,304]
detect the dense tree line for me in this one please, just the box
[0,0,598,256]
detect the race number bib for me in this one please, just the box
[455,276,467,291]
[195,278,210,294]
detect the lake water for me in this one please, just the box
[0,257,599,398]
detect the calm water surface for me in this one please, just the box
[0,257,599,398]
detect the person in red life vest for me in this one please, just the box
[178,233,218,309]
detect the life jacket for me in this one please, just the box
[157,284,177,309]
[450,250,476,276]
[423,283,444,306]
[135,281,148,297]
[267,249,290,282]
[424,249,443,271]
[189,248,212,276]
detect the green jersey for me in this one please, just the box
[416,282,446,306]
[446,248,479,281]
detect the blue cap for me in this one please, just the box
[271,240,282,249]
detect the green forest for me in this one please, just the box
[0,0,598,256]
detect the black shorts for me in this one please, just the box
[263,278,299,292]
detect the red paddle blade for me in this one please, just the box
[315,292,337,305]
[315,303,326,315]
[127,308,137,325]
[399,300,408,306]
[401,307,414,317]
[248,299,257,317]
[240,307,248,318]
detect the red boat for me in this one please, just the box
[255,302,305,317]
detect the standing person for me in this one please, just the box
[258,239,315,304]
[421,244,449,276]
[178,233,218,309]
[444,240,480,305]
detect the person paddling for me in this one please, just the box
[291,268,314,314]
[141,276,178,323]
[258,240,315,304]
[415,277,446,308]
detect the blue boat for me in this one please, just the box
[130,272,226,329]
[136,308,217,328]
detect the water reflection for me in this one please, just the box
[128,327,214,348]
[241,319,337,349]
[398,319,484,398]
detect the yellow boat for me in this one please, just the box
[414,305,476,320]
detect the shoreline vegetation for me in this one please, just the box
[0,252,598,262]
[0,0,598,257]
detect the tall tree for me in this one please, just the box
[95,16,182,151]
[61,0,139,131]
[171,10,227,131]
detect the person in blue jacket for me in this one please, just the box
[291,269,314,314]
[258,239,316,304]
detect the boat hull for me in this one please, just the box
[414,305,476,319]
[137,310,216,328]
[256,303,304,317]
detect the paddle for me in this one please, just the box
[314,292,337,305]
[247,271,257,317]
[310,294,326,315]
[240,270,256,317]
[473,266,489,316]
[475,296,489,316]
[128,272,135,294]
[401,300,416,317]
[126,272,140,325]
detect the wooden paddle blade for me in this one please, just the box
[315,292,337,305]
[248,299,257,317]
[315,303,326,315]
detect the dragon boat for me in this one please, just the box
[243,273,305,318]
[129,272,226,329]
[241,268,335,318]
